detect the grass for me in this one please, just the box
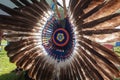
[0,48,20,80]
[0,41,15,75]
[0,40,25,80]
[114,47,120,56]
[0,51,16,74]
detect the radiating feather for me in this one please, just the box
[82,29,120,35]
[78,41,115,79]
[19,0,31,6]
[87,33,120,43]
[79,13,120,29]
[85,0,120,22]
[82,37,120,64]
[83,0,104,14]
[84,16,120,30]
[10,0,24,7]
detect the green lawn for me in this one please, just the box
[0,49,20,80]
[0,50,15,74]
[0,40,25,80]
[114,47,120,56]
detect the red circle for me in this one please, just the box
[52,28,69,47]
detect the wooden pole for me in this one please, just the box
[62,0,67,18]
[53,0,61,19]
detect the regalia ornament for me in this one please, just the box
[0,0,120,80]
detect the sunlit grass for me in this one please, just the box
[0,48,19,79]
[0,51,16,74]
[114,46,120,56]
[0,40,23,80]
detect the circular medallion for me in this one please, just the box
[52,28,69,47]
[42,17,75,61]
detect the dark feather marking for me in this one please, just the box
[5,39,36,51]
[10,44,37,63]
[79,40,120,78]
[19,0,31,6]
[82,29,120,35]
[69,63,78,80]
[23,52,39,70]
[73,62,82,80]
[0,4,37,21]
[70,61,82,80]
[28,56,42,79]
[31,56,45,79]
[76,2,106,24]
[80,13,120,28]
[82,37,120,65]
[73,0,92,19]
[81,40,119,72]
[78,44,114,79]
[77,46,105,80]
[36,60,47,80]
[21,7,42,20]
[16,48,41,68]
[41,63,54,80]
[69,0,79,15]
[10,0,24,7]
[0,25,32,32]
[78,46,104,80]
[40,0,50,9]
[37,1,50,12]
[31,0,39,3]
[6,40,38,59]
[29,4,45,16]
[75,55,93,79]
[75,52,100,79]
[73,60,84,80]
[79,41,114,79]
[0,15,34,28]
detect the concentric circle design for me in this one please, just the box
[52,28,69,47]
[42,17,75,61]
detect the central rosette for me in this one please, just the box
[52,28,69,47]
[42,16,75,61]
[57,33,64,42]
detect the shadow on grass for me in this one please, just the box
[0,72,25,80]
